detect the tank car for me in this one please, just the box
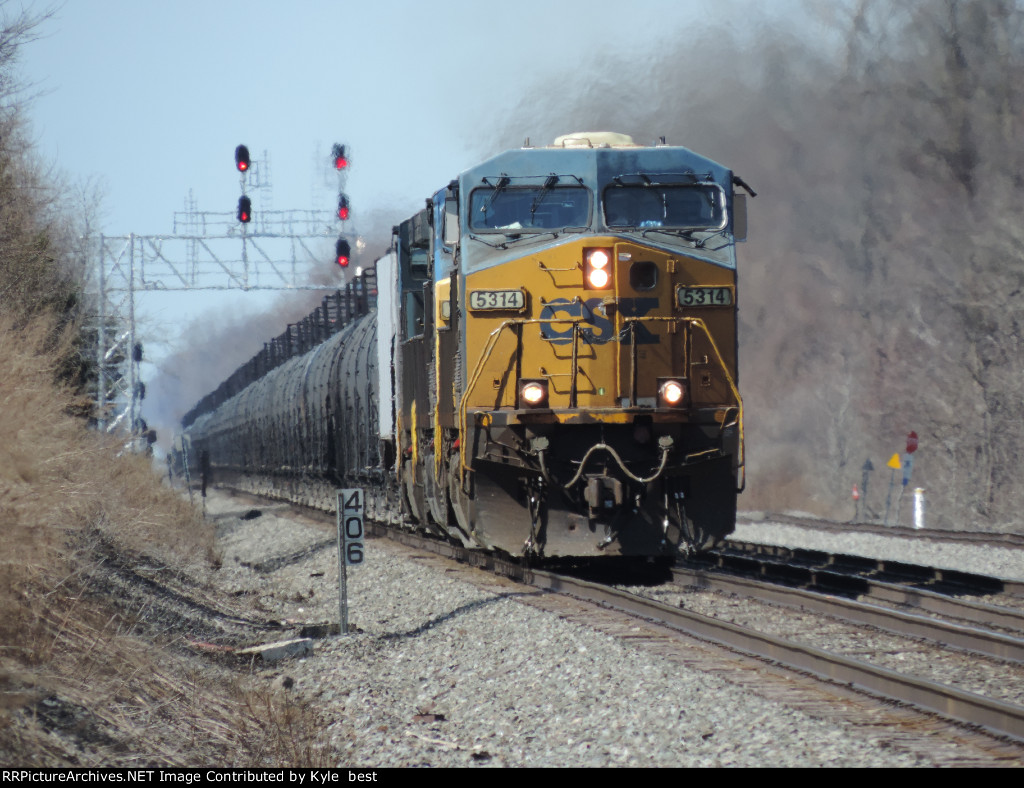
[181,132,752,559]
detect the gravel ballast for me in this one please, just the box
[734,517,1024,582]
[204,493,1024,767]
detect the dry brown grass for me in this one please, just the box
[0,7,329,765]
[0,309,207,639]
[0,309,331,766]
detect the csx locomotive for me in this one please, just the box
[181,132,751,558]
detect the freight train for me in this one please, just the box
[179,132,752,559]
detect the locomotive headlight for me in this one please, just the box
[658,378,687,408]
[588,267,611,289]
[519,379,549,408]
[584,247,614,290]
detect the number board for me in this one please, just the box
[677,286,733,307]
[469,289,526,311]
[338,488,365,566]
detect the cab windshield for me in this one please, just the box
[469,186,591,232]
[603,184,727,230]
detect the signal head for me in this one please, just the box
[235,144,251,172]
[237,195,252,223]
[331,143,348,170]
[337,193,350,221]
[335,237,351,267]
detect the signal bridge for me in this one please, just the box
[101,212,344,294]
[94,211,356,441]
[92,143,355,444]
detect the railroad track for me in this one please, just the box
[738,513,1024,550]
[670,564,1024,660]
[708,536,1024,597]
[366,521,1024,751]
[207,487,1024,760]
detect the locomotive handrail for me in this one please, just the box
[537,260,581,273]
[621,315,745,489]
[458,315,745,492]
[458,316,592,484]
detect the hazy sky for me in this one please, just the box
[26,0,745,234]
[20,0,794,428]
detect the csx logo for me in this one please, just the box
[539,298,659,345]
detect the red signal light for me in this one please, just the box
[237,196,252,224]
[235,144,251,173]
[335,237,351,267]
[331,143,348,170]
[337,194,351,221]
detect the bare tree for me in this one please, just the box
[501,0,1024,528]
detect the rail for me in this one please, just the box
[671,564,1024,663]
[371,520,1024,745]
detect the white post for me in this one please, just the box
[96,234,106,431]
[913,488,925,530]
[337,488,365,636]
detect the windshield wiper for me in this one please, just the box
[530,174,559,218]
[467,233,511,249]
[695,229,730,249]
[480,174,511,215]
[640,227,698,244]
[637,226,732,252]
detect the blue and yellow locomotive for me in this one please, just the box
[181,132,750,559]
[384,131,749,557]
